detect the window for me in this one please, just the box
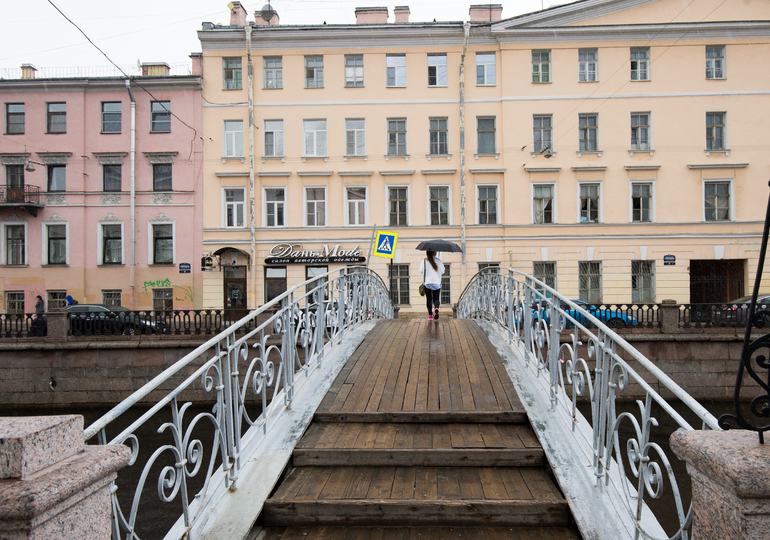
[5,103,24,134]
[428,54,447,87]
[630,48,650,81]
[264,57,283,89]
[102,290,122,306]
[705,181,730,221]
[386,55,406,87]
[478,186,497,225]
[6,165,24,188]
[429,118,448,156]
[150,101,171,132]
[579,114,598,152]
[46,224,66,265]
[632,183,652,222]
[533,115,552,154]
[306,187,326,226]
[578,49,598,82]
[224,120,244,157]
[46,102,66,133]
[389,187,408,226]
[476,53,496,86]
[153,164,172,191]
[477,117,496,154]
[580,184,600,223]
[5,291,24,314]
[101,102,121,133]
[533,261,556,298]
[102,224,122,265]
[223,57,242,89]
[103,165,121,192]
[387,118,407,156]
[264,120,284,157]
[430,186,449,225]
[303,119,327,157]
[579,261,602,304]
[153,289,173,312]
[47,290,67,312]
[533,184,554,224]
[347,187,367,225]
[632,260,655,303]
[152,223,173,264]
[265,188,285,227]
[630,113,650,151]
[47,165,66,192]
[706,112,726,151]
[345,55,364,87]
[532,50,551,83]
[305,56,324,88]
[389,264,410,306]
[345,119,366,156]
[265,267,287,303]
[441,264,451,306]
[224,188,245,228]
[306,266,329,296]
[706,46,725,79]
[478,262,500,274]
[5,225,25,265]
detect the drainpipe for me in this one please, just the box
[459,23,470,288]
[246,25,257,310]
[126,79,137,309]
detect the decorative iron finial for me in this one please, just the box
[719,181,770,443]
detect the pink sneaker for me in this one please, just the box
[428,315,433,320]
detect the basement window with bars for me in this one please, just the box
[578,261,602,304]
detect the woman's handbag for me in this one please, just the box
[419,258,426,296]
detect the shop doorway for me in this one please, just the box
[689,259,745,303]
[224,266,247,318]
[265,266,287,305]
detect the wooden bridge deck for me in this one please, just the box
[258,319,580,540]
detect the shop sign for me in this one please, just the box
[664,254,676,266]
[265,243,365,264]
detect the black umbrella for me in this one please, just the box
[415,239,463,253]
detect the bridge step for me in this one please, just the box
[313,411,527,423]
[257,526,582,540]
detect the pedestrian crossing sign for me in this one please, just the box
[374,231,398,258]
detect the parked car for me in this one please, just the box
[720,295,770,325]
[68,304,164,335]
[534,299,637,329]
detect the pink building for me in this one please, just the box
[0,62,203,313]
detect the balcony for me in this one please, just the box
[0,185,45,216]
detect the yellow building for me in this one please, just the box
[198,0,770,314]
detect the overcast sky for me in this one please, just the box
[0,1,567,73]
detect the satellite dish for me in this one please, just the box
[261,2,276,22]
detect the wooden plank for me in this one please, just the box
[339,321,399,407]
[431,424,451,449]
[366,466,396,499]
[448,321,483,411]
[362,319,407,413]
[437,467,462,500]
[401,321,426,411]
[412,324,432,412]
[387,321,421,412]
[327,384,354,413]
[271,466,314,501]
[515,424,542,448]
[353,423,380,449]
[335,423,365,449]
[435,325,452,412]
[478,468,507,500]
[519,468,563,502]
[349,322,402,412]
[296,423,327,449]
[390,466,416,499]
[442,321,464,411]
[318,467,356,499]
[392,423,414,449]
[477,423,506,449]
[294,467,334,501]
[412,423,432,449]
[459,320,500,411]
[467,321,522,410]
[499,468,533,500]
[292,448,545,468]
[373,423,398,449]
[313,411,527,424]
[448,423,465,449]
[426,323,441,412]
[316,423,346,449]
[377,319,419,412]
[413,467,438,500]
[344,467,376,499]
[495,424,526,449]
[460,424,486,448]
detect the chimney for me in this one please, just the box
[190,53,203,76]
[228,1,248,26]
[394,6,410,23]
[355,7,389,24]
[21,64,37,80]
[141,62,170,76]
[255,3,280,25]
[469,4,503,22]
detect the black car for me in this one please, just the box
[68,304,164,335]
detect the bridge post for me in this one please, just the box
[659,299,680,334]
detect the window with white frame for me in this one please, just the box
[386,55,406,87]
[476,53,495,86]
[630,47,650,81]
[264,120,284,157]
[579,261,602,304]
[345,55,364,87]
[478,185,497,225]
[706,46,725,79]
[103,164,121,192]
[47,165,66,192]
[533,115,552,154]
[223,57,242,90]
[579,114,598,152]
[440,264,451,306]
[3,223,25,265]
[102,290,122,306]
[153,289,173,311]
[345,119,366,156]
[101,102,121,133]
[706,112,726,151]
[5,291,24,314]
[533,184,554,224]
[224,188,245,228]
[580,183,600,223]
[5,103,24,135]
[224,120,244,157]
[704,181,731,221]
[46,102,66,134]
[630,113,650,151]
[427,54,447,87]
[632,182,653,222]
[387,118,407,156]
[150,101,171,132]
[533,261,556,298]
[578,49,598,82]
[429,186,449,225]
[263,57,282,89]
[45,224,66,265]
[532,50,551,83]
[305,55,324,88]
[632,260,655,303]
[151,223,173,264]
[346,187,367,226]
[101,223,122,265]
[429,118,448,155]
[389,187,408,226]
[303,119,327,157]
[477,117,496,154]
[47,290,67,312]
[265,188,285,227]
[306,187,326,226]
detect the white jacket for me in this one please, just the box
[419,257,445,286]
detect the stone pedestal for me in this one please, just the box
[671,429,770,540]
[45,312,68,341]
[0,415,131,539]
[659,299,680,334]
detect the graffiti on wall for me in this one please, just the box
[142,279,194,303]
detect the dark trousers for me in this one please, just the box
[426,288,441,314]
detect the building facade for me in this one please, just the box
[198,0,770,314]
[0,63,204,313]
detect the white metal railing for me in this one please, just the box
[83,267,392,540]
[457,267,720,540]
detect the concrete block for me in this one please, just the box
[69,350,99,368]
[701,360,727,373]
[0,415,83,479]
[97,349,134,368]
[690,341,729,361]
[656,341,692,361]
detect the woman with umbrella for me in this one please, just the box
[417,239,462,320]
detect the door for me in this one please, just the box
[689,259,745,303]
[224,266,247,319]
[265,266,287,305]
